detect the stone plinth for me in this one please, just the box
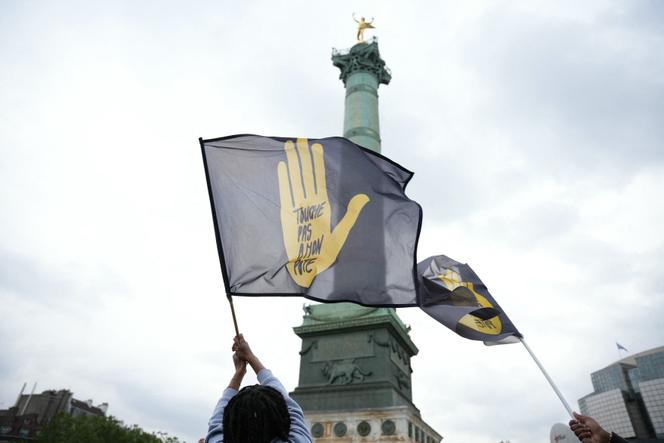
[290,303,443,442]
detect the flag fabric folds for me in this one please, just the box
[201,134,422,307]
[417,255,522,344]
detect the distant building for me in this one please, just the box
[578,346,664,441]
[0,387,107,441]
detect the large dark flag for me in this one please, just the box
[201,134,422,306]
[418,255,522,344]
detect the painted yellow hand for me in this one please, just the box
[277,138,370,288]
[436,270,503,335]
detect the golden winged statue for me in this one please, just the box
[353,13,375,42]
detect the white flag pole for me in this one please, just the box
[520,337,574,417]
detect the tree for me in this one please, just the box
[38,413,182,443]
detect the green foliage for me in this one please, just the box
[37,413,183,443]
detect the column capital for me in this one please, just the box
[332,38,391,86]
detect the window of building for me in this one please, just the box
[333,422,347,437]
[311,423,324,438]
[381,419,396,435]
[357,421,371,437]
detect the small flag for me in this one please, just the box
[201,135,422,306]
[417,255,522,344]
[616,342,628,352]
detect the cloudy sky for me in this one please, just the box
[1,1,663,442]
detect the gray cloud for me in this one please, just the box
[461,4,664,174]
[0,248,127,307]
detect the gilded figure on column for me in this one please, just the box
[353,13,375,41]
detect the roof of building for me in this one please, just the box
[611,345,664,368]
[295,303,418,354]
[70,399,104,416]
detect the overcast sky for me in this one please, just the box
[1,1,663,442]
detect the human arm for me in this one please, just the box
[233,334,312,442]
[569,412,628,443]
[205,352,247,443]
[228,353,246,390]
[233,334,266,374]
[258,369,312,443]
[205,388,236,443]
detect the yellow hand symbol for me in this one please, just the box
[277,138,370,288]
[436,270,503,335]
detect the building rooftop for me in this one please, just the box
[601,346,664,370]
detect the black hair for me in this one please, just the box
[223,385,290,443]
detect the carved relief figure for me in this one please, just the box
[322,359,372,384]
[394,369,410,390]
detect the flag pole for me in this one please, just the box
[520,337,574,417]
[227,295,240,337]
[617,344,622,361]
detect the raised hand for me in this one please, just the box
[569,412,611,443]
[228,344,247,390]
[232,334,254,362]
[277,138,369,288]
[232,334,264,374]
[232,352,246,375]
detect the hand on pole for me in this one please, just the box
[232,334,265,374]
[569,412,611,443]
[228,352,246,390]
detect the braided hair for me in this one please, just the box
[223,385,290,443]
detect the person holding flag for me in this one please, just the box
[205,334,312,443]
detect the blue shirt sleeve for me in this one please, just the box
[257,369,313,443]
[205,387,237,443]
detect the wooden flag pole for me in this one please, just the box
[520,337,574,417]
[227,295,240,337]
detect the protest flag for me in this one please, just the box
[418,255,576,416]
[200,134,422,307]
[417,254,522,344]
